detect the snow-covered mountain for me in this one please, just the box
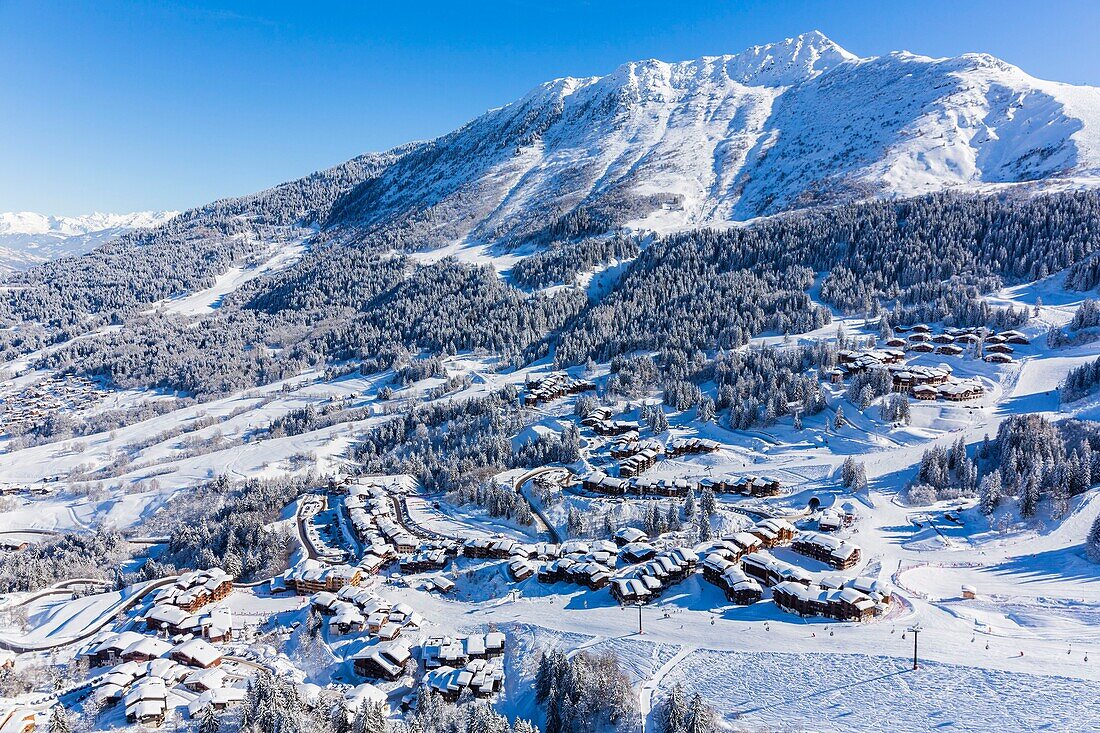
[329,30,1100,247]
[0,210,178,272]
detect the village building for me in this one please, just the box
[152,568,234,613]
[771,581,879,622]
[170,638,223,669]
[791,532,862,570]
[187,687,247,718]
[0,709,36,733]
[352,639,413,680]
[750,518,797,548]
[741,551,813,587]
[284,559,363,594]
[701,553,763,604]
[613,527,648,546]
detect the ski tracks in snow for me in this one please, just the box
[639,644,695,733]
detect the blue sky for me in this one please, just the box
[2,0,1099,215]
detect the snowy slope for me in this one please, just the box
[0,210,178,272]
[329,31,1100,247]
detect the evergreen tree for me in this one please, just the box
[684,694,716,733]
[1021,470,1041,518]
[979,470,1002,515]
[661,684,689,733]
[48,706,72,733]
[1087,511,1100,564]
[199,707,222,733]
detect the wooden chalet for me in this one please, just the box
[772,581,879,622]
[791,532,862,570]
[749,518,796,548]
[741,551,813,587]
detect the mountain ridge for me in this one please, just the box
[325,31,1100,249]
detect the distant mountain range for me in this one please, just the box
[0,210,178,272]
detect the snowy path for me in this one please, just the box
[638,645,695,733]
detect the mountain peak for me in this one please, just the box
[717,30,858,86]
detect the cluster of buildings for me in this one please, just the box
[57,567,245,724]
[0,373,102,436]
[138,569,236,643]
[692,519,884,622]
[311,588,423,641]
[522,373,595,407]
[421,633,507,700]
[612,437,723,479]
[790,532,862,570]
[581,406,641,436]
[610,547,698,604]
[580,471,781,498]
[282,559,365,595]
[80,626,239,724]
[832,347,987,403]
[772,575,892,622]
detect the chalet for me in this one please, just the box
[400,548,450,573]
[984,353,1014,364]
[124,679,168,726]
[748,476,782,497]
[170,638,223,669]
[581,471,629,495]
[910,324,931,333]
[741,551,813,587]
[120,637,173,663]
[284,560,362,595]
[329,604,367,635]
[909,342,934,353]
[633,476,693,497]
[613,527,648,546]
[153,568,234,613]
[884,338,907,348]
[424,575,456,593]
[424,658,505,700]
[619,542,657,564]
[723,531,764,557]
[907,332,931,343]
[791,532,862,570]
[145,603,194,635]
[986,343,1014,354]
[938,381,984,401]
[184,667,227,693]
[701,555,763,604]
[566,561,613,589]
[619,448,659,478]
[353,639,413,680]
[818,510,843,532]
[750,518,796,548]
[931,334,955,344]
[935,345,964,356]
[463,537,524,560]
[985,335,1007,344]
[86,631,149,667]
[187,687,247,718]
[508,559,535,581]
[0,710,36,733]
[664,438,721,458]
[611,577,654,604]
[590,419,641,437]
[523,373,596,407]
[999,330,1029,345]
[911,384,938,400]
[771,581,878,622]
